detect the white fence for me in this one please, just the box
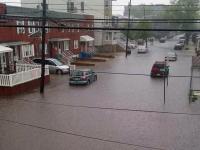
[0,65,49,87]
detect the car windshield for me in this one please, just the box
[51,59,63,66]
[72,71,84,76]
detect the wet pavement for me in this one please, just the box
[0,40,200,150]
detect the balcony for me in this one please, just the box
[0,64,50,96]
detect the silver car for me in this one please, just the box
[165,52,177,61]
[33,58,69,74]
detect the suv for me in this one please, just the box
[33,58,69,74]
[69,69,97,85]
[151,61,169,77]
[159,37,166,43]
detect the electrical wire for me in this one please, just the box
[0,118,165,150]
[0,24,199,32]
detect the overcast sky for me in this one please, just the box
[112,0,171,15]
[1,0,171,15]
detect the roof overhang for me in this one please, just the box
[49,38,70,42]
[0,41,30,47]
[80,35,94,42]
[0,45,13,53]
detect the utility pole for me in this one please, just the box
[143,5,148,48]
[40,0,47,93]
[125,0,132,58]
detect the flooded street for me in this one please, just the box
[1,40,200,150]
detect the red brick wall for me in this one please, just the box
[0,6,94,56]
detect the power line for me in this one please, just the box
[2,15,200,21]
[12,98,200,116]
[0,24,200,32]
[0,118,165,150]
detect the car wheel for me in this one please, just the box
[56,70,63,75]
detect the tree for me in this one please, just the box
[162,0,200,44]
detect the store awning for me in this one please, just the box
[80,35,94,42]
[0,41,30,47]
[49,38,70,42]
[0,45,13,53]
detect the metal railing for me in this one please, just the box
[0,64,49,87]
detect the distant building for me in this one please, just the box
[0,3,94,63]
[21,0,117,52]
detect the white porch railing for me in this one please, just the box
[0,65,49,87]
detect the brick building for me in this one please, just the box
[0,4,94,96]
[0,3,94,65]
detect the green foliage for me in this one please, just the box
[162,0,200,29]
[122,22,152,40]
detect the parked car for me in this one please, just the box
[69,69,97,85]
[174,43,184,50]
[165,52,177,61]
[33,58,69,74]
[159,37,166,43]
[151,61,169,77]
[129,43,137,49]
[137,45,148,53]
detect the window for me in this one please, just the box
[28,21,35,34]
[105,0,109,7]
[74,40,79,49]
[16,21,25,34]
[77,24,80,32]
[21,44,35,58]
[105,16,110,26]
[68,23,71,32]
[105,32,112,41]
[45,22,49,33]
[67,2,74,12]
[71,24,74,32]
[81,1,84,12]
[64,41,69,50]
[35,21,40,32]
[39,43,48,54]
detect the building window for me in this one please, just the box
[39,43,48,54]
[105,0,109,7]
[105,16,110,26]
[105,32,112,41]
[45,22,49,33]
[77,24,80,32]
[74,40,79,49]
[71,24,74,32]
[16,21,25,34]
[67,23,71,32]
[81,1,84,12]
[67,2,74,12]
[35,21,40,32]
[21,44,35,58]
[28,21,35,34]
[64,41,69,50]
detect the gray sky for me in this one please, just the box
[112,0,171,15]
[1,0,171,15]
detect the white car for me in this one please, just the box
[137,45,148,53]
[165,52,177,61]
[33,58,70,74]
